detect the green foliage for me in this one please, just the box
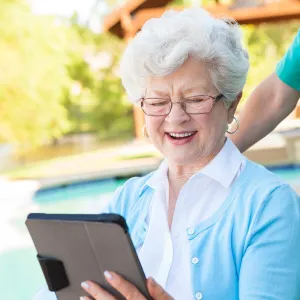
[0,0,74,151]
[241,21,300,103]
[63,19,133,139]
[0,1,133,153]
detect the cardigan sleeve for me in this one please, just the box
[101,176,144,216]
[101,185,124,214]
[239,185,300,299]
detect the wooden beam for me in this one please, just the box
[229,1,300,24]
[103,0,147,33]
[131,1,300,31]
[120,22,146,140]
[103,0,173,38]
[120,12,137,40]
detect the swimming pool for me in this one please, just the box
[1,178,126,300]
[1,167,299,300]
[268,165,300,186]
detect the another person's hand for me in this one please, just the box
[80,271,173,300]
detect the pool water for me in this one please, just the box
[1,178,126,300]
[268,165,300,186]
[2,168,299,300]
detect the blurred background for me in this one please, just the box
[0,0,299,299]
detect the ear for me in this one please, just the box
[227,91,242,124]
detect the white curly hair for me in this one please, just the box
[120,7,249,107]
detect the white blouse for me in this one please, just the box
[137,139,245,299]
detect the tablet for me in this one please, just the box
[26,213,151,300]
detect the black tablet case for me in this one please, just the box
[26,213,150,300]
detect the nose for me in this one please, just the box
[176,101,187,111]
[165,101,190,124]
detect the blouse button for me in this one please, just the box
[191,257,199,264]
[195,292,203,299]
[187,227,195,235]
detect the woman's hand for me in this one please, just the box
[80,271,173,300]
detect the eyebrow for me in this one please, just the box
[146,90,169,97]
[183,85,209,95]
[146,85,210,97]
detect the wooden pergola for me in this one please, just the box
[104,0,300,138]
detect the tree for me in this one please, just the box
[64,16,133,140]
[0,0,134,154]
[0,0,75,152]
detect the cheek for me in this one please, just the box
[146,117,164,138]
[193,115,213,132]
[194,112,227,135]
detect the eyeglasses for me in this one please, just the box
[141,94,223,116]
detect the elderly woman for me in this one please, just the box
[37,7,300,300]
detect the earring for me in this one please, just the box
[226,116,239,134]
[142,125,150,140]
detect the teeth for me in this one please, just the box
[169,132,194,138]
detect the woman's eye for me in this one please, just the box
[151,101,168,106]
[188,99,204,103]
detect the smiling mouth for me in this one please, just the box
[166,131,197,140]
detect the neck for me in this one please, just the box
[168,138,226,193]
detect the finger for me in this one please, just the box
[104,271,145,300]
[147,277,174,300]
[81,280,116,300]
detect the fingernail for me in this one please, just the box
[80,297,85,300]
[104,270,113,281]
[81,281,89,289]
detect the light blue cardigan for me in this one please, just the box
[106,159,300,300]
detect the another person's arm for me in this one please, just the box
[231,30,300,153]
[231,73,299,153]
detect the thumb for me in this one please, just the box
[147,277,173,300]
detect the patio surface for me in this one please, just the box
[1,119,300,194]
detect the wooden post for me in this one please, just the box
[121,11,146,139]
[133,105,145,138]
[295,103,300,119]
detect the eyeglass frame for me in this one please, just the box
[140,94,224,117]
